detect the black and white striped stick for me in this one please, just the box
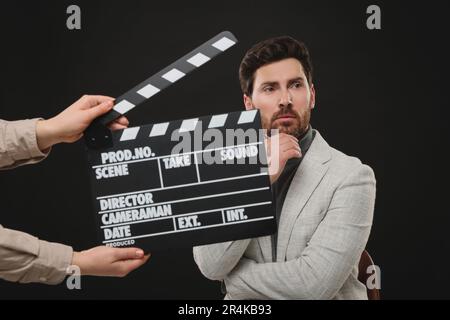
[85,31,237,148]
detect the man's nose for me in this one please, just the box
[279,90,293,108]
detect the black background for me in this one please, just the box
[0,0,448,299]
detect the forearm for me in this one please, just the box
[0,119,50,170]
[193,239,251,281]
[225,254,348,300]
[0,225,73,285]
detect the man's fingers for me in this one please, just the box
[278,133,298,141]
[278,136,298,146]
[279,139,298,148]
[282,143,301,154]
[113,247,145,261]
[284,149,302,160]
[279,140,301,153]
[270,135,298,150]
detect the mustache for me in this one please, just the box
[270,109,300,123]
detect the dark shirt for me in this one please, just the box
[271,126,315,262]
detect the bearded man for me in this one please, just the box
[193,36,376,300]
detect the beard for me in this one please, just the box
[262,106,311,140]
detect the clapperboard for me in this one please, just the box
[85,32,276,251]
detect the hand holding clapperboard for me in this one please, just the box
[84,32,276,251]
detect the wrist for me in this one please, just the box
[36,118,59,151]
[71,251,86,276]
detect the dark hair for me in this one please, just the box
[239,36,313,96]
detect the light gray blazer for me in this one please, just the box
[193,129,376,300]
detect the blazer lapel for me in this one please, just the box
[276,130,332,262]
[257,235,274,262]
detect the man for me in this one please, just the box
[193,36,376,299]
[1,95,150,285]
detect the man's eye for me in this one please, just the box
[291,82,302,88]
[263,86,274,92]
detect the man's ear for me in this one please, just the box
[310,84,316,109]
[243,94,254,110]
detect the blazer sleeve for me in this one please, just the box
[0,224,73,284]
[224,164,376,299]
[193,239,252,281]
[0,118,50,170]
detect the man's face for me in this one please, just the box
[244,58,315,139]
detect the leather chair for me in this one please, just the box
[358,250,381,300]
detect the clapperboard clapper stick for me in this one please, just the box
[85,31,238,149]
[85,31,276,251]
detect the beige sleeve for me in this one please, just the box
[0,118,73,285]
[0,224,73,285]
[0,118,50,170]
